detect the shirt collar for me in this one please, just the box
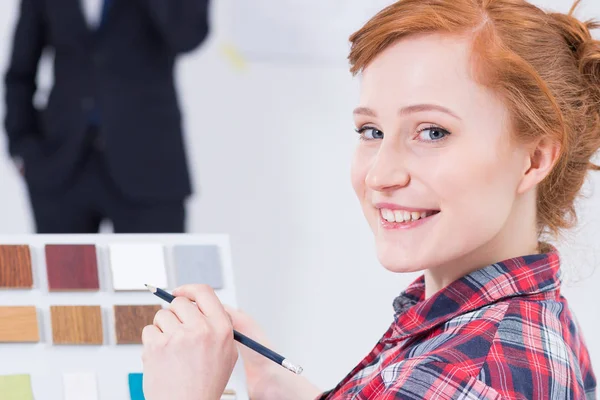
[386,250,562,342]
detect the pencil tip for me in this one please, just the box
[145,284,157,293]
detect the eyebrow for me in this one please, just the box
[353,104,462,120]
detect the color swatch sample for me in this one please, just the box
[0,374,34,400]
[109,244,167,291]
[114,305,161,344]
[46,244,99,291]
[63,372,98,400]
[173,245,224,289]
[0,306,39,343]
[0,245,33,288]
[222,389,237,400]
[128,373,145,400]
[50,306,103,345]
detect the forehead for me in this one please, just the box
[359,33,493,114]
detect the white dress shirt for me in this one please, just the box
[80,0,104,29]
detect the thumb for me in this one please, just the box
[223,305,277,380]
[223,305,272,347]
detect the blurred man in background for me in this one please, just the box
[3,0,210,233]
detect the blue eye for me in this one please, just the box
[417,125,451,142]
[355,126,384,140]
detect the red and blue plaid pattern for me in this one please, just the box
[319,252,596,399]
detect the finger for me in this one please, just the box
[222,306,273,369]
[153,309,181,334]
[223,305,272,346]
[169,296,204,326]
[141,324,162,345]
[173,284,230,324]
[223,305,244,328]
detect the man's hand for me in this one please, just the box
[12,156,24,176]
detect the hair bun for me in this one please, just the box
[549,1,600,171]
[576,26,600,95]
[550,5,600,76]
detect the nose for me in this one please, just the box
[365,142,410,192]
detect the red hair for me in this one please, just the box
[349,0,600,250]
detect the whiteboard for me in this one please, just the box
[0,234,249,400]
[229,0,396,64]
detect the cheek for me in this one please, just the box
[350,145,371,197]
[430,144,520,227]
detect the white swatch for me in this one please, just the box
[109,243,168,291]
[63,372,98,400]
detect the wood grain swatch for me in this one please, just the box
[0,306,39,343]
[45,244,99,291]
[0,245,33,289]
[114,305,161,344]
[50,306,103,345]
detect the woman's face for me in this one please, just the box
[351,33,533,274]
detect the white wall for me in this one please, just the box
[0,0,598,391]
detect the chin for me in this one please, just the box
[375,240,431,274]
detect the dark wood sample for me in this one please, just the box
[0,245,33,288]
[45,244,99,291]
[114,305,162,344]
[0,306,39,342]
[50,306,103,345]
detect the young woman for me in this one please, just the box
[141,0,598,398]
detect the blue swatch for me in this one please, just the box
[128,373,145,400]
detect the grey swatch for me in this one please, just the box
[173,245,224,289]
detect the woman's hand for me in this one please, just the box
[225,306,322,400]
[142,284,238,400]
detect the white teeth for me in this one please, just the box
[381,209,390,221]
[380,208,435,223]
[383,209,395,222]
[387,210,396,222]
[393,210,403,222]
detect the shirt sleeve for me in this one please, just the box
[4,0,45,158]
[333,361,511,400]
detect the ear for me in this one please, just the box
[516,137,561,194]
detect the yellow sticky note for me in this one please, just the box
[0,375,34,400]
[220,43,247,70]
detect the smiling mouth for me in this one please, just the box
[379,208,441,224]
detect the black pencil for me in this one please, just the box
[145,284,303,375]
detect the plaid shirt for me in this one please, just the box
[318,252,596,399]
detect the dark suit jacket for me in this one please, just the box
[4,0,210,200]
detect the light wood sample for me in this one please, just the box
[50,306,103,345]
[0,245,33,288]
[0,306,39,342]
